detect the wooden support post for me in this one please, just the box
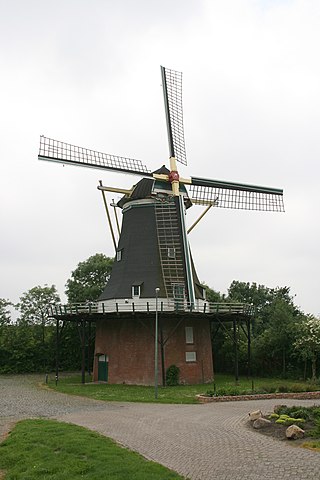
[99,180,117,252]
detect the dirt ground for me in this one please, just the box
[247,413,316,447]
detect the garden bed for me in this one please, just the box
[197,391,320,403]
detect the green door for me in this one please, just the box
[98,354,108,382]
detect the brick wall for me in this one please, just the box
[93,314,213,385]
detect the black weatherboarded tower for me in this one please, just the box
[98,170,206,309]
[39,66,284,385]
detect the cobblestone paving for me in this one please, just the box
[1,375,320,479]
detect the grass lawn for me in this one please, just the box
[46,373,320,404]
[0,419,186,480]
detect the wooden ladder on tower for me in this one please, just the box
[155,201,186,303]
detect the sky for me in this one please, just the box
[1,0,319,316]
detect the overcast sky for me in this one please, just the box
[1,0,319,315]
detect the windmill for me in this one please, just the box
[39,66,284,385]
[39,66,284,311]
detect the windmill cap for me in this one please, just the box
[152,165,170,175]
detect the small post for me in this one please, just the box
[154,288,160,399]
[55,319,59,385]
[233,318,239,384]
[247,317,251,379]
[81,320,86,384]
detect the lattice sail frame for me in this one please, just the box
[188,184,284,211]
[161,67,187,165]
[39,136,151,176]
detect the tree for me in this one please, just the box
[16,284,60,348]
[228,281,271,308]
[294,315,320,382]
[0,298,12,326]
[14,285,60,372]
[202,283,224,303]
[255,298,299,377]
[17,285,60,327]
[65,253,114,303]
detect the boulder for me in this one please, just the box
[249,409,263,421]
[253,418,272,429]
[286,425,305,440]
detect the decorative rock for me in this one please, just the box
[253,418,272,429]
[249,409,263,421]
[286,425,305,440]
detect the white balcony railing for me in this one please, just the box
[46,300,254,317]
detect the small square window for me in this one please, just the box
[132,285,141,297]
[185,351,197,362]
[116,250,122,262]
[168,247,176,258]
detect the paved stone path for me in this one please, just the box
[1,375,320,479]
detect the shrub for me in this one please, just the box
[274,405,288,414]
[225,387,241,396]
[269,413,279,419]
[310,419,320,438]
[165,365,180,386]
[259,385,277,394]
[205,390,215,397]
[289,384,307,393]
[216,388,227,397]
[277,385,289,393]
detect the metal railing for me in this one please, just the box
[46,301,254,317]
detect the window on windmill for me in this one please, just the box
[132,285,141,297]
[185,351,197,362]
[168,247,176,258]
[185,326,194,344]
[116,249,123,262]
[198,285,206,300]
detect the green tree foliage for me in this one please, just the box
[13,285,61,372]
[0,299,13,371]
[65,253,114,303]
[253,298,301,376]
[17,285,60,327]
[294,315,320,382]
[0,298,12,326]
[212,281,305,377]
[202,283,225,303]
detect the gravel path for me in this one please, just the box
[1,374,320,479]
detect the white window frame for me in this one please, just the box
[132,285,141,297]
[185,326,194,344]
[116,249,122,262]
[168,247,176,258]
[185,351,197,362]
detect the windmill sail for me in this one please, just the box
[188,177,284,212]
[161,66,187,165]
[38,136,152,176]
